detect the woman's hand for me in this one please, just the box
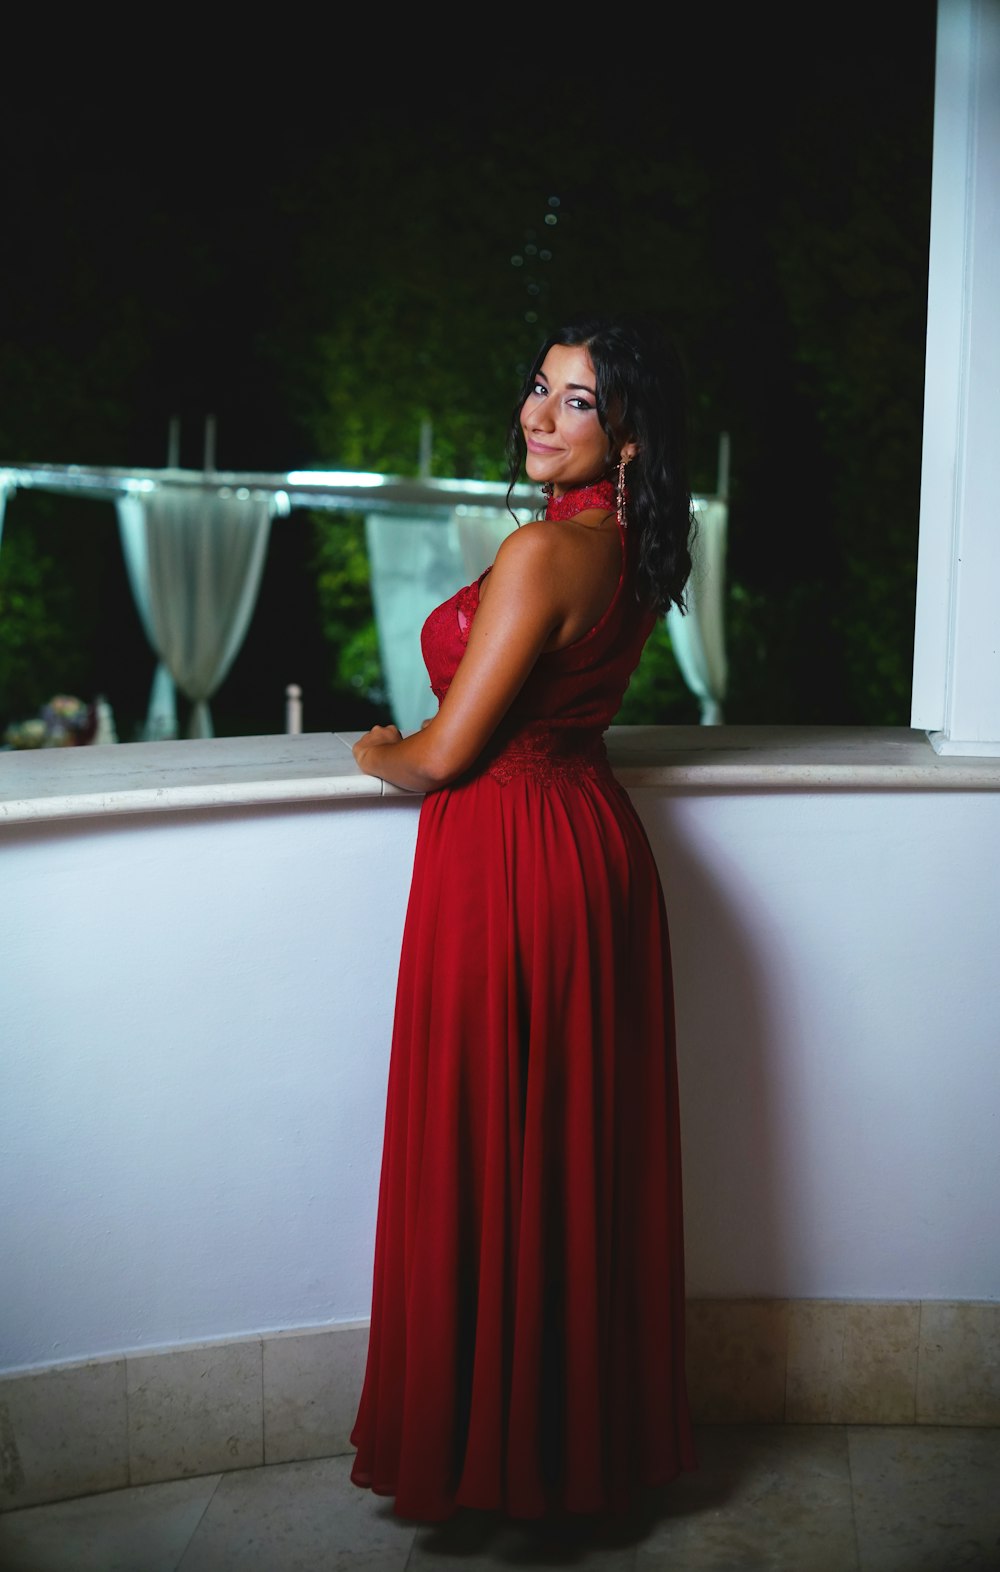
[353,724,402,775]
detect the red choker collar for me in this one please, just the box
[544,478,616,522]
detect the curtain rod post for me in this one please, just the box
[716,432,730,500]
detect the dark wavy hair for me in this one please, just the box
[505,312,694,615]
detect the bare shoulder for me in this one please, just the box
[476,512,620,649]
[476,521,556,589]
[494,518,563,565]
[490,518,585,579]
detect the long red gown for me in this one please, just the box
[350,481,696,1521]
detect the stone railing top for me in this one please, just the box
[2,727,999,829]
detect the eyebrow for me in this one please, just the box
[537,376,596,395]
[535,372,598,397]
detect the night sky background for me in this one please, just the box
[0,9,938,738]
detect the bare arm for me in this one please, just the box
[352,524,570,792]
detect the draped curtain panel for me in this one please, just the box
[666,499,729,724]
[365,512,467,737]
[454,504,521,582]
[117,497,178,740]
[117,490,284,739]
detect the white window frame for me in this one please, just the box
[911,0,1000,754]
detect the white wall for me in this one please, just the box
[2,786,999,1374]
[0,801,415,1373]
[638,789,1000,1300]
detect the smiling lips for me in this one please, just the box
[526,439,562,454]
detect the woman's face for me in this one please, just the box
[520,343,611,496]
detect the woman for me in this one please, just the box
[349,312,698,1522]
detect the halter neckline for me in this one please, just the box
[544,479,617,522]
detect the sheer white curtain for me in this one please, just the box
[454,504,520,581]
[0,482,9,554]
[666,498,729,724]
[117,489,286,739]
[365,511,464,736]
[117,498,178,739]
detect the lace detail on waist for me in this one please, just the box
[483,725,611,786]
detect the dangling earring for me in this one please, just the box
[616,456,630,527]
[540,481,554,499]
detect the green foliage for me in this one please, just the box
[760,123,929,725]
[311,297,513,481]
[0,516,76,723]
[615,620,700,726]
[264,134,545,481]
[309,511,389,712]
[338,621,387,709]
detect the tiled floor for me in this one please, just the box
[1,1425,998,1571]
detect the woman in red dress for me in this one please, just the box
[349,312,698,1522]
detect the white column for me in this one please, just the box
[911,0,1000,754]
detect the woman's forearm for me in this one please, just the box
[354,724,473,792]
[355,737,437,792]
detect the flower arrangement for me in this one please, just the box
[3,694,100,749]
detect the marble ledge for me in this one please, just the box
[1,725,999,828]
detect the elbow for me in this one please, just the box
[413,711,495,790]
[418,754,468,791]
[417,735,479,790]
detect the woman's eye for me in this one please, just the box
[532,381,548,396]
[568,397,595,411]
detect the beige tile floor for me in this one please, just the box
[0,1425,998,1571]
